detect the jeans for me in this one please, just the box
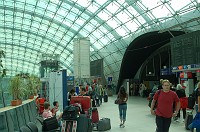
[156,115,171,132]
[118,104,127,121]
[196,104,198,113]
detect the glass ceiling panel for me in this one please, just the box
[169,0,191,11]
[115,27,126,36]
[87,2,100,13]
[106,18,120,29]
[95,0,108,5]
[0,0,199,79]
[151,5,172,18]
[106,2,119,14]
[97,11,110,21]
[73,0,90,8]
[93,42,103,49]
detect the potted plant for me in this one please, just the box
[27,74,41,99]
[9,75,27,106]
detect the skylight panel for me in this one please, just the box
[125,20,139,32]
[33,44,40,49]
[93,41,103,49]
[73,0,90,7]
[96,0,107,5]
[67,13,76,21]
[28,0,37,5]
[66,31,74,37]
[140,0,160,10]
[87,3,100,13]
[81,13,90,20]
[63,19,71,27]
[106,18,119,29]
[97,11,110,21]
[83,24,94,33]
[106,33,114,40]
[170,0,191,11]
[32,22,40,29]
[93,29,104,37]
[71,7,80,14]
[75,18,86,26]
[99,37,108,46]
[43,39,51,45]
[80,28,88,37]
[35,7,45,15]
[25,3,35,11]
[48,46,55,51]
[56,46,63,52]
[23,18,31,25]
[37,0,48,9]
[0,1,3,6]
[106,2,120,14]
[116,11,129,24]
[27,38,34,44]
[151,5,171,18]
[115,27,126,36]
[15,1,24,8]
[60,2,71,10]
[137,15,146,25]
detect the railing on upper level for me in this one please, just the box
[0,98,38,132]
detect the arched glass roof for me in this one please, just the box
[0,0,200,83]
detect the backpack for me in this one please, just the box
[62,105,79,120]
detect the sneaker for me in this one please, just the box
[120,123,123,128]
[174,117,180,122]
[121,124,125,128]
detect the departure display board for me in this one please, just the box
[171,30,200,66]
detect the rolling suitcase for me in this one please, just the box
[97,118,111,131]
[185,111,193,130]
[92,107,99,123]
[77,114,93,132]
[104,95,108,102]
[188,95,195,109]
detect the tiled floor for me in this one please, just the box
[97,95,190,132]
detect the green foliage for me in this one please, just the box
[9,76,27,100]
[26,75,41,96]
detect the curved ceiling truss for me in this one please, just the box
[0,0,199,83]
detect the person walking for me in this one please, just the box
[150,79,180,132]
[117,86,128,128]
[175,84,187,122]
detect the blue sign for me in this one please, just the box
[160,68,172,75]
[67,76,74,81]
[183,65,188,69]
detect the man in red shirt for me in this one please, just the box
[150,79,180,132]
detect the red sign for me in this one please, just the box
[178,66,183,70]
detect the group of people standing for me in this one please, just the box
[67,84,107,107]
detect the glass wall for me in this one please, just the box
[0,77,12,108]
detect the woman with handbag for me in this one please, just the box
[117,86,128,128]
[175,84,187,122]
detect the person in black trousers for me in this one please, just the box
[175,84,186,122]
[151,79,180,132]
